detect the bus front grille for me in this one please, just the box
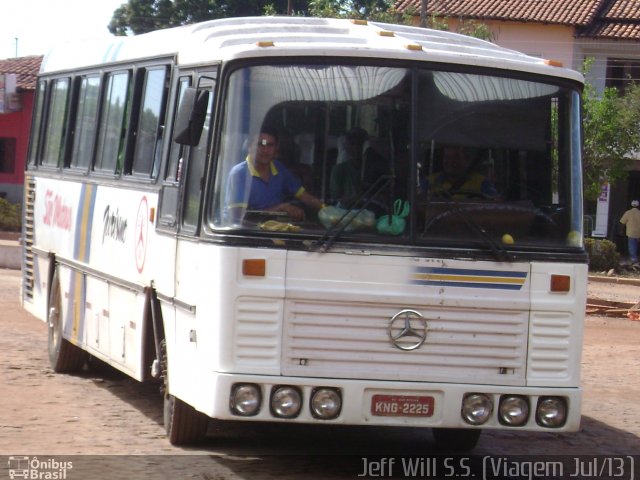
[282,300,528,386]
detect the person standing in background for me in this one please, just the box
[619,199,640,265]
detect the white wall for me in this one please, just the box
[445,19,577,71]
[575,39,640,92]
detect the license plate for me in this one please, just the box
[371,394,434,417]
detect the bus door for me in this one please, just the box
[157,71,215,300]
[174,72,216,309]
[159,71,217,402]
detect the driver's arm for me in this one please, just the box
[299,191,325,211]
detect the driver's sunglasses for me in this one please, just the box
[257,139,276,148]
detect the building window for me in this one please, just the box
[606,58,640,94]
[0,138,16,174]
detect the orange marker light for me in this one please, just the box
[544,59,564,68]
[550,274,570,292]
[242,259,266,277]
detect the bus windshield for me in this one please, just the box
[210,62,583,253]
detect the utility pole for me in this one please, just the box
[14,38,18,58]
[420,0,428,27]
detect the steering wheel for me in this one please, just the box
[423,203,556,233]
[430,189,492,200]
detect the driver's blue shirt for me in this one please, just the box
[225,157,305,211]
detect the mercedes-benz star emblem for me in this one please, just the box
[388,309,427,351]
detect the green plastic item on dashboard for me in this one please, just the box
[376,199,410,235]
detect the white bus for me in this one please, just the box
[22,16,587,449]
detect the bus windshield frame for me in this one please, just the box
[207,58,584,258]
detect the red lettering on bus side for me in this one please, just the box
[43,189,72,231]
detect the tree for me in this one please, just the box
[309,0,391,19]
[457,19,493,41]
[582,59,640,201]
[108,0,404,35]
[420,0,427,27]
[108,0,314,35]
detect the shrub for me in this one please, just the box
[0,198,21,232]
[584,238,620,271]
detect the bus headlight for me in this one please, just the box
[230,383,261,416]
[499,395,529,426]
[271,386,302,418]
[310,388,342,420]
[461,393,493,425]
[536,397,567,428]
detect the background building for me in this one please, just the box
[0,55,42,204]
[395,0,640,246]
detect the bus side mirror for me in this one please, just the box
[173,87,209,146]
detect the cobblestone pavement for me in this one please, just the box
[1,270,639,479]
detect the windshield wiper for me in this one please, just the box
[310,175,393,252]
[425,198,512,262]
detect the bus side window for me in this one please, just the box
[157,76,191,229]
[41,78,71,168]
[130,66,170,178]
[69,75,101,171]
[181,76,216,231]
[28,80,47,167]
[94,71,131,175]
[166,77,191,182]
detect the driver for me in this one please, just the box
[422,145,498,200]
[225,126,324,221]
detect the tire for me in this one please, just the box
[47,269,87,373]
[432,428,481,452]
[163,393,209,445]
[159,339,208,445]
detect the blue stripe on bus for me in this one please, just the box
[411,280,525,290]
[414,267,527,278]
[73,184,97,263]
[412,266,528,290]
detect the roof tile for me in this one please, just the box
[395,0,640,41]
[0,55,43,90]
[578,0,640,39]
[580,21,640,40]
[394,0,605,26]
[605,0,640,19]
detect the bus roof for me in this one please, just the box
[41,16,583,83]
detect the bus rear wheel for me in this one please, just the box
[432,428,481,452]
[47,269,87,373]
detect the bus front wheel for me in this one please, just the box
[163,393,209,445]
[47,269,87,373]
[159,339,209,445]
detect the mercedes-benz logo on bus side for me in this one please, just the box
[388,309,427,351]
